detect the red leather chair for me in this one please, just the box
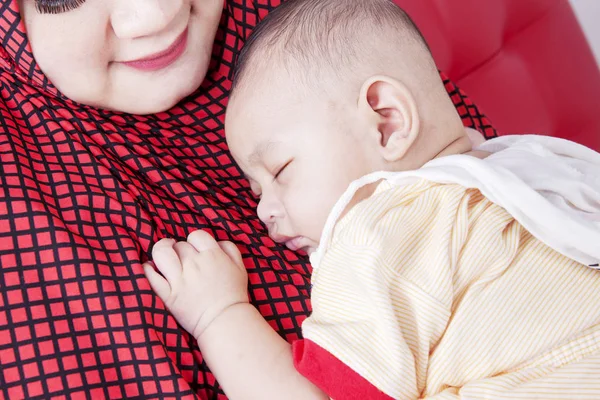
[395,0,600,151]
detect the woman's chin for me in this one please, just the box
[97,83,199,115]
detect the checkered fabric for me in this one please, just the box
[0,0,497,398]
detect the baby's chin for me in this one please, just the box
[302,246,317,257]
[287,245,315,257]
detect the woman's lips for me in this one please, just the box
[121,28,188,72]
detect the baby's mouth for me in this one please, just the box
[283,238,316,257]
[284,236,306,252]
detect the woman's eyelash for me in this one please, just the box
[35,0,86,14]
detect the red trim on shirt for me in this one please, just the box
[293,339,395,400]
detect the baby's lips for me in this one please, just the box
[285,237,307,252]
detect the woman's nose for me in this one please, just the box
[111,0,184,39]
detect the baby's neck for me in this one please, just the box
[433,134,472,159]
[433,131,490,160]
[339,130,489,223]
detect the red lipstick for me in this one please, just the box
[122,29,188,72]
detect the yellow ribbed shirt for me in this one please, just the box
[303,179,600,399]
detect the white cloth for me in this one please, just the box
[311,135,600,270]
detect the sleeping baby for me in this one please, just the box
[145,0,600,398]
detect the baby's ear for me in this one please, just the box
[358,76,420,162]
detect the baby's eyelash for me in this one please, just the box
[35,0,86,14]
[274,160,292,180]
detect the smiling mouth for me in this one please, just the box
[120,28,189,72]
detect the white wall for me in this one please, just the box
[570,0,600,65]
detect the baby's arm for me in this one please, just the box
[144,230,326,400]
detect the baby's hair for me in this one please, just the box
[231,0,435,96]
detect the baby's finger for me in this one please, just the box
[218,241,244,267]
[173,241,200,264]
[152,238,182,283]
[187,229,220,252]
[144,263,171,301]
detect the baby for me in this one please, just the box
[144,0,600,398]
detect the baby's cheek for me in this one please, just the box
[286,187,322,234]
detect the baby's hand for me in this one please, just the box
[144,230,248,339]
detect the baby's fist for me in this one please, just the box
[144,230,248,339]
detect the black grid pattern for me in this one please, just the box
[0,0,497,399]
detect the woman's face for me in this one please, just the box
[20,0,223,114]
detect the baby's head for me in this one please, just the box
[226,0,467,254]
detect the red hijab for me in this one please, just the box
[0,0,495,398]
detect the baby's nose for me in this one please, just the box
[256,194,285,226]
[256,199,271,225]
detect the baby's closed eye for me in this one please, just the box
[273,159,293,181]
